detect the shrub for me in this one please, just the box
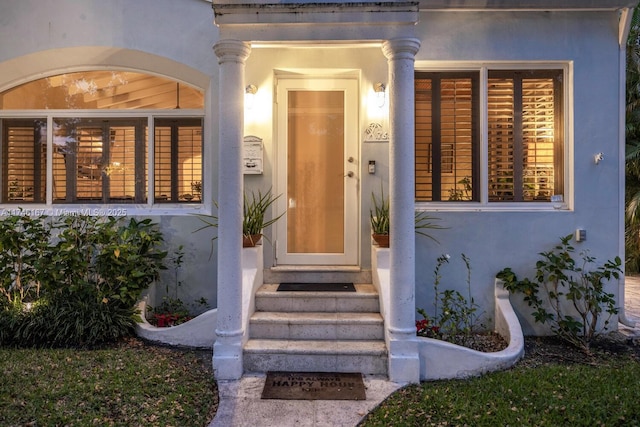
[497,235,621,352]
[46,216,166,308]
[0,213,51,305]
[147,245,209,327]
[417,253,483,346]
[10,293,136,348]
[0,214,166,348]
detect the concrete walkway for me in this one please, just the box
[208,277,640,427]
[620,275,640,337]
[209,373,403,427]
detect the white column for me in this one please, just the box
[382,37,421,383]
[212,39,251,381]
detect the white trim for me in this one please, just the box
[416,0,636,11]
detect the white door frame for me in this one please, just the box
[274,77,359,265]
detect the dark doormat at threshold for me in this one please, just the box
[277,282,356,292]
[261,371,366,400]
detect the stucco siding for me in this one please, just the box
[0,2,626,335]
[414,10,623,335]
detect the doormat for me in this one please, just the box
[277,283,356,292]
[261,372,366,400]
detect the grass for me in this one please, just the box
[3,335,640,426]
[360,340,640,426]
[0,339,217,427]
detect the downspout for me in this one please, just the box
[619,7,636,328]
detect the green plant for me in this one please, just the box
[414,211,447,242]
[168,245,184,296]
[46,215,166,308]
[370,188,446,241]
[192,201,218,259]
[0,213,51,306]
[96,217,167,308]
[17,293,138,347]
[191,180,202,201]
[148,245,209,327]
[447,176,472,201]
[243,188,285,240]
[370,189,390,235]
[194,189,285,247]
[497,235,621,352]
[417,253,483,346]
[0,214,167,347]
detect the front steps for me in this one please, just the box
[244,281,388,375]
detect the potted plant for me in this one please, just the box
[193,189,285,248]
[370,189,390,247]
[243,188,285,247]
[370,188,445,248]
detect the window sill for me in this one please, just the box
[416,203,571,213]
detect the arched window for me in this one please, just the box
[0,71,204,206]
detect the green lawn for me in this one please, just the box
[0,339,217,427]
[3,336,640,427]
[360,338,640,426]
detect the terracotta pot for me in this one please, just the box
[372,233,389,248]
[243,234,262,247]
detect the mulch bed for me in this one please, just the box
[519,332,640,368]
[433,330,640,366]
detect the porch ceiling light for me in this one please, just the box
[374,82,386,108]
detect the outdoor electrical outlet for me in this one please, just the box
[368,160,376,174]
[575,229,586,242]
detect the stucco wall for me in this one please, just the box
[413,10,623,335]
[0,0,220,311]
[0,2,625,334]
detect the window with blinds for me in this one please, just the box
[1,70,205,208]
[488,70,563,202]
[2,119,46,203]
[5,117,201,205]
[415,73,479,201]
[154,119,203,203]
[52,119,148,203]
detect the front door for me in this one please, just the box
[275,78,359,265]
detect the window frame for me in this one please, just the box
[1,118,46,204]
[487,69,564,203]
[414,62,571,212]
[0,109,207,215]
[415,71,481,202]
[153,118,204,204]
[51,117,148,204]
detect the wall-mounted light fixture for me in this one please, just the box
[245,84,258,109]
[374,82,386,108]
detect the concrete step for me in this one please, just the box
[244,339,388,374]
[255,283,380,313]
[250,311,384,340]
[263,267,372,285]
